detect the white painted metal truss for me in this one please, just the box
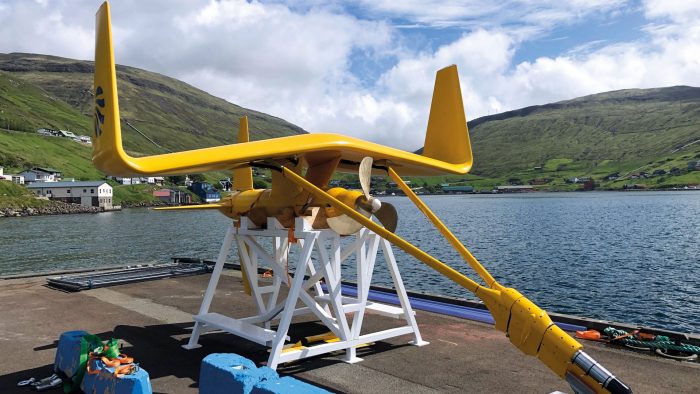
[183,216,427,369]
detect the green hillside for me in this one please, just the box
[0,180,52,209]
[0,53,306,156]
[0,53,308,208]
[409,86,700,190]
[0,70,91,134]
[0,129,101,179]
[467,86,700,178]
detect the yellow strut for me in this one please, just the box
[281,166,608,392]
[388,167,500,289]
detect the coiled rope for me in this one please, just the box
[603,327,700,357]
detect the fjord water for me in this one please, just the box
[1,191,698,333]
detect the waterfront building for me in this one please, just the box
[442,185,474,194]
[153,188,192,204]
[190,182,221,203]
[109,176,164,185]
[494,185,534,193]
[19,167,62,183]
[27,181,113,209]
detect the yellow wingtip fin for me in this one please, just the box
[422,65,473,168]
[93,1,135,175]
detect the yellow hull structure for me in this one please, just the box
[93,2,631,393]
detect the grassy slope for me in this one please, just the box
[0,70,91,134]
[0,181,52,209]
[409,86,700,190]
[0,130,102,179]
[0,53,306,156]
[0,53,306,207]
[468,86,700,177]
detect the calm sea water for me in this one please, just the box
[1,191,698,332]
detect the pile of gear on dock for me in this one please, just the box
[576,327,699,361]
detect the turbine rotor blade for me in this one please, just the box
[325,203,372,235]
[326,214,364,235]
[374,202,398,233]
[359,156,373,200]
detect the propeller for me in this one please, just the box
[325,157,399,235]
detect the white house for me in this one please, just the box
[109,176,141,185]
[0,166,25,184]
[20,167,62,183]
[109,176,132,185]
[27,181,113,209]
[108,176,163,185]
[37,128,61,137]
[57,130,78,139]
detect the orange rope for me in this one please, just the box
[87,351,136,377]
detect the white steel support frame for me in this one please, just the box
[183,216,427,369]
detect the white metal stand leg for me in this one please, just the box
[267,232,317,369]
[381,238,428,346]
[183,225,236,350]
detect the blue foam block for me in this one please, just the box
[80,360,152,394]
[54,330,88,378]
[252,376,331,394]
[200,353,278,394]
[255,366,280,381]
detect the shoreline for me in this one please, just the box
[0,200,168,218]
[0,202,103,218]
[382,187,700,196]
[2,188,699,217]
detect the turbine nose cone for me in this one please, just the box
[370,197,382,212]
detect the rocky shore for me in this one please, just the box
[120,200,167,208]
[0,201,103,218]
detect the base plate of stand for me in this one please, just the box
[343,356,364,364]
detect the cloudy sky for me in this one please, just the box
[1,0,699,150]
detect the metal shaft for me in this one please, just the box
[569,351,633,394]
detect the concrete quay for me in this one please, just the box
[1,271,698,393]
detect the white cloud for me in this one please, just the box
[356,0,629,33]
[0,1,93,60]
[643,0,700,23]
[0,0,698,152]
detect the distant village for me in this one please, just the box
[0,163,230,210]
[0,127,234,211]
